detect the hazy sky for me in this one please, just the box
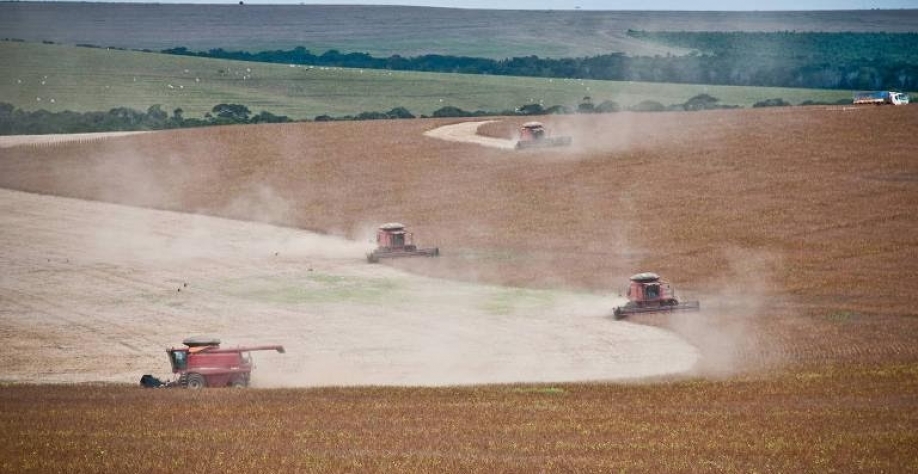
[37,0,918,9]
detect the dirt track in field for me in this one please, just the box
[0,131,149,148]
[423,121,516,149]
[1,106,917,384]
[0,187,698,386]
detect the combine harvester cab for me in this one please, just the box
[515,121,572,149]
[613,272,700,320]
[164,336,285,389]
[367,223,439,263]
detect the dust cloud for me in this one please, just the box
[422,119,783,376]
[0,188,699,387]
[422,115,644,163]
[222,183,294,226]
[668,246,786,376]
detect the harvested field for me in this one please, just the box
[1,105,917,472]
[0,188,697,385]
[2,106,915,372]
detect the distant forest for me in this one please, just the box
[160,32,918,91]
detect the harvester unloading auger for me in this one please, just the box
[613,272,700,320]
[515,121,572,149]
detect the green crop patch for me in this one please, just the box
[480,287,557,316]
[211,272,403,306]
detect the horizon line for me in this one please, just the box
[4,1,918,12]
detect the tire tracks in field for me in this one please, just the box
[0,131,149,149]
[424,121,517,149]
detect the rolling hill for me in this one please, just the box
[1,41,856,120]
[3,3,917,57]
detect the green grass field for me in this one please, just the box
[1,42,855,121]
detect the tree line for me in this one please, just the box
[1,94,853,135]
[626,31,918,63]
[0,103,289,135]
[160,31,918,91]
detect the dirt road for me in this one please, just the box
[0,188,698,386]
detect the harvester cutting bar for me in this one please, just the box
[613,300,700,319]
[367,247,439,262]
[515,136,572,149]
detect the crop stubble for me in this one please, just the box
[1,371,916,473]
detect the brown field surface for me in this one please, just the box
[1,105,917,472]
[1,107,916,370]
[2,374,916,473]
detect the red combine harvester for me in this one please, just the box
[515,121,572,149]
[367,222,439,263]
[613,272,700,320]
[142,337,285,389]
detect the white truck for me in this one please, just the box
[853,91,910,105]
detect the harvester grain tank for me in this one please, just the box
[161,336,285,388]
[367,222,439,263]
[853,91,910,105]
[515,121,572,149]
[613,272,700,320]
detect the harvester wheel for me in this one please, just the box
[186,373,206,389]
[231,378,248,388]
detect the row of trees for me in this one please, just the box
[0,103,288,135]
[160,31,918,91]
[626,31,918,63]
[3,94,851,135]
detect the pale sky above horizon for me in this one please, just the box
[30,0,918,10]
